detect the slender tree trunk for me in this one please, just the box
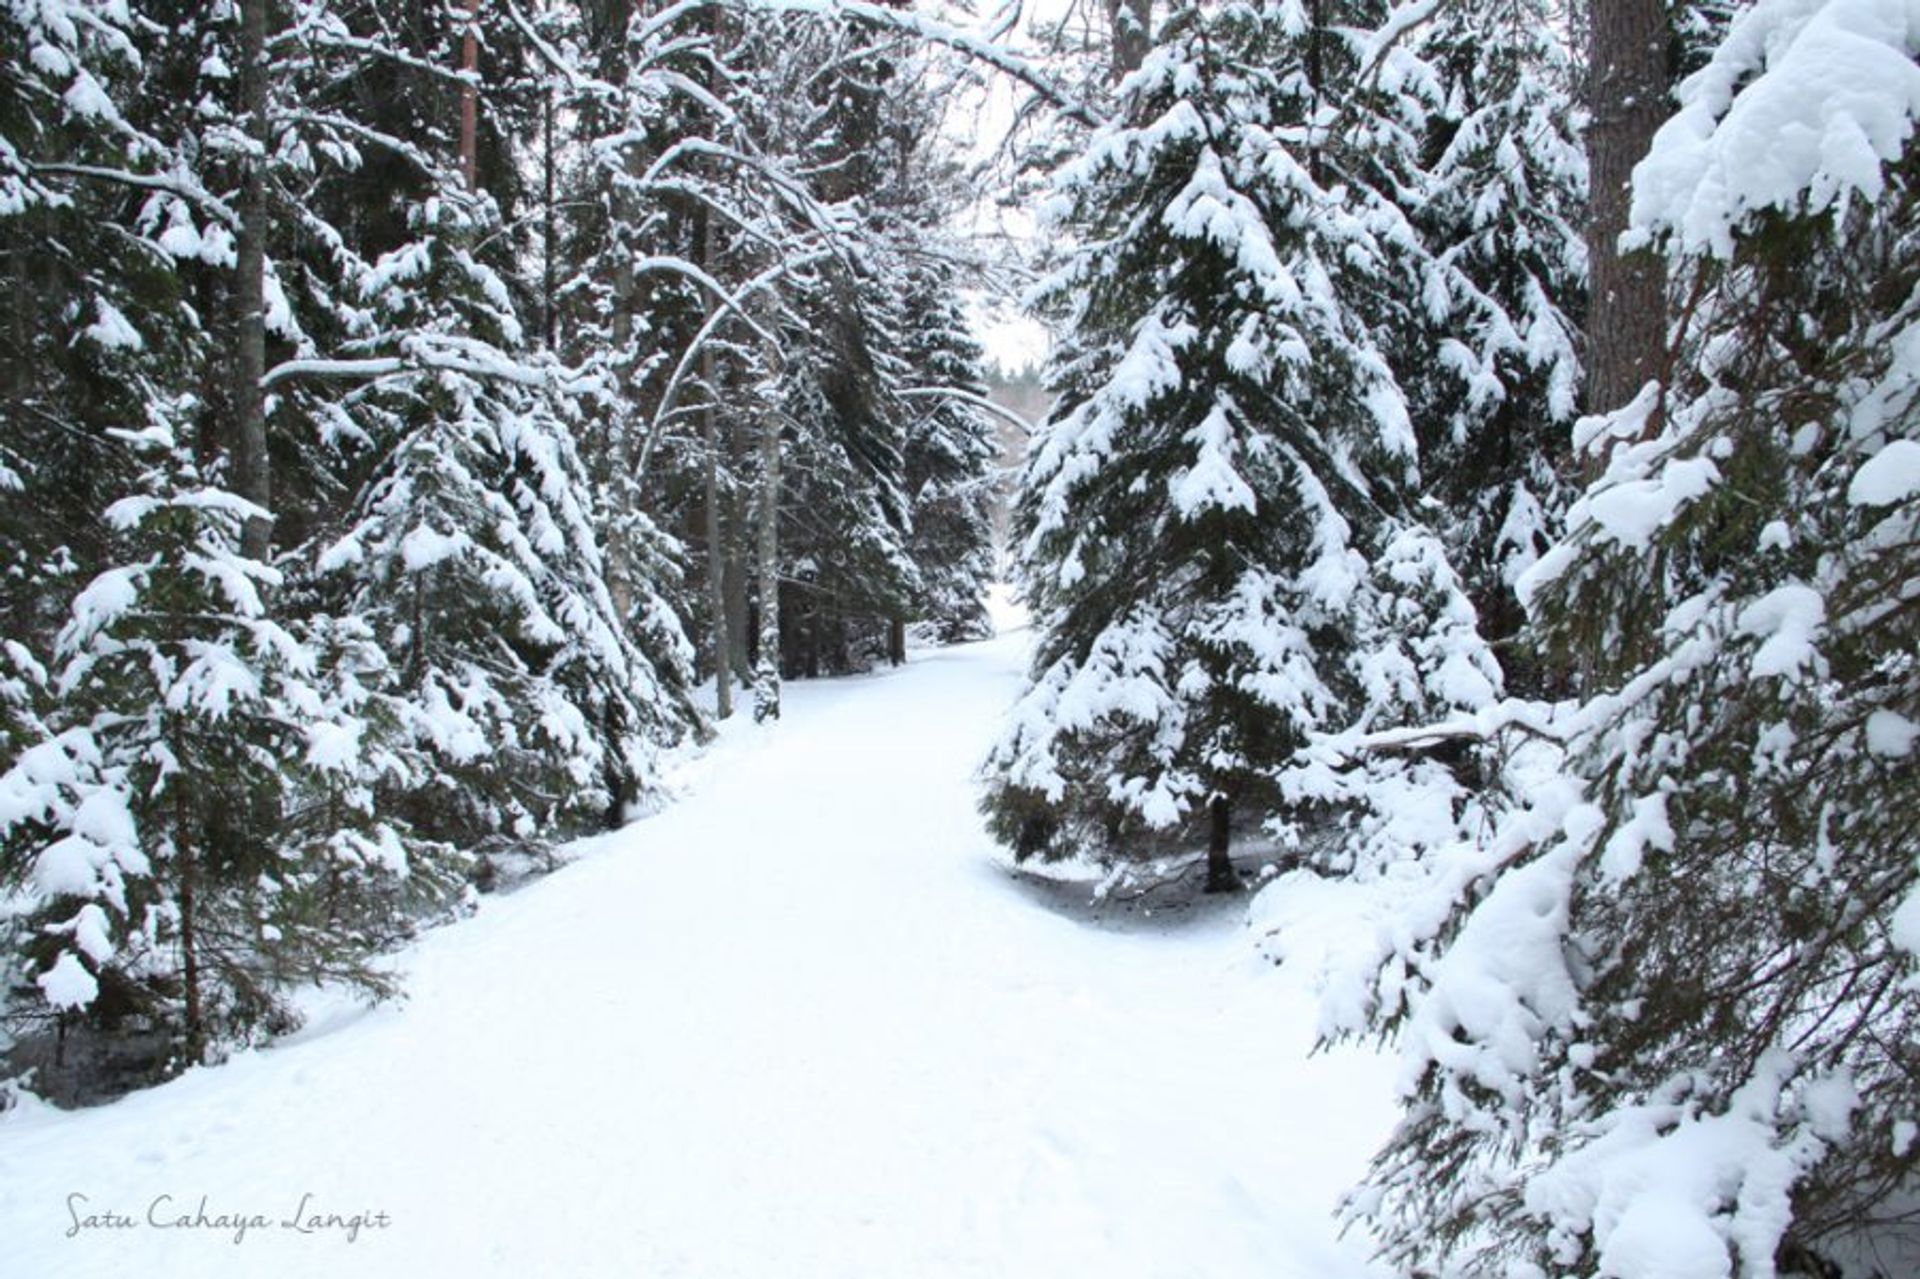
[752,409,781,723]
[694,201,733,719]
[724,529,751,675]
[235,0,271,564]
[605,239,639,627]
[542,86,556,349]
[703,365,733,720]
[459,1,479,191]
[1584,0,1672,425]
[1204,793,1238,894]
[599,0,642,630]
[887,618,906,667]
[175,789,206,1065]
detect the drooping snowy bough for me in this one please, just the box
[1258,2,1920,1274]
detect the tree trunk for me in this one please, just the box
[1104,0,1151,78]
[601,8,642,633]
[235,0,271,564]
[604,245,638,627]
[703,362,733,720]
[724,492,751,674]
[459,1,479,191]
[1204,793,1238,894]
[887,618,906,667]
[175,789,206,1065]
[752,409,782,723]
[698,200,734,719]
[1584,0,1672,425]
[542,86,556,349]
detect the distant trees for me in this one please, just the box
[0,0,1003,1087]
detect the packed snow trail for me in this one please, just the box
[1,630,1398,1278]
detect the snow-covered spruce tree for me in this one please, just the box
[0,423,448,1070]
[875,51,1002,648]
[982,0,1498,891]
[1328,6,1920,1274]
[898,258,1000,645]
[0,0,180,654]
[1400,0,1586,667]
[316,191,693,848]
[550,0,806,721]
[771,269,921,677]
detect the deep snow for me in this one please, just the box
[1,625,1398,1278]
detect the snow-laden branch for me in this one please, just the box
[896,386,1036,436]
[1318,697,1573,760]
[264,337,572,392]
[766,0,1100,127]
[28,162,241,229]
[261,357,407,389]
[636,250,834,478]
[633,137,860,256]
[622,0,1099,126]
[632,256,786,350]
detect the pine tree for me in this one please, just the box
[0,422,447,1068]
[1400,0,1586,666]
[750,13,921,686]
[984,0,1498,891]
[2,0,699,1081]
[1322,4,1920,1272]
[0,0,180,655]
[314,191,692,847]
[898,261,1000,644]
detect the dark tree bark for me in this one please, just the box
[703,345,733,720]
[1584,0,1673,423]
[234,0,271,563]
[542,86,556,348]
[1104,0,1152,78]
[1205,794,1238,893]
[752,407,782,722]
[459,1,479,191]
[175,790,206,1065]
[723,488,751,674]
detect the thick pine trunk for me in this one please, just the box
[887,618,906,667]
[234,0,271,564]
[1204,793,1238,894]
[1584,0,1672,424]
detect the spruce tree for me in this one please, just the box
[1401,0,1586,666]
[983,0,1497,891]
[898,261,1000,645]
[1323,4,1920,1272]
[315,191,693,846]
[0,423,444,1068]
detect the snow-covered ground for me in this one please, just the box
[0,624,1398,1278]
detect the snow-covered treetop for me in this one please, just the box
[1630,0,1920,256]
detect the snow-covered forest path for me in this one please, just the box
[2,629,1397,1278]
